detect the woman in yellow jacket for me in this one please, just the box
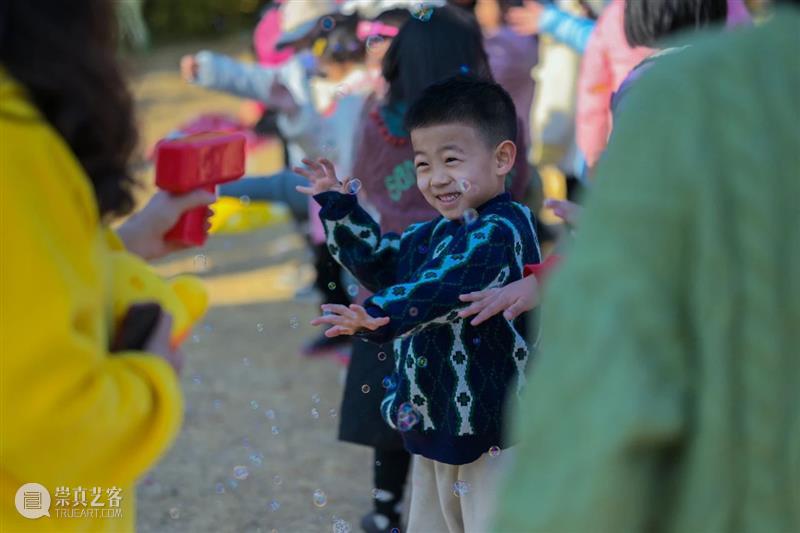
[0,1,214,531]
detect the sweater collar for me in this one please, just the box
[476,192,511,214]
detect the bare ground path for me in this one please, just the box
[130,34,372,533]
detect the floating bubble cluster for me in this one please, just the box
[332,518,352,533]
[311,408,320,419]
[397,402,420,432]
[453,480,471,498]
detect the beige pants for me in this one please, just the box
[407,449,513,533]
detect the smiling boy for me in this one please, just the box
[295,76,540,532]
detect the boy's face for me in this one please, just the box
[411,123,515,220]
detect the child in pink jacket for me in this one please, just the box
[576,0,751,172]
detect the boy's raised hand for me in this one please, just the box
[310,304,390,337]
[294,158,344,196]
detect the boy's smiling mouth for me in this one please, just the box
[436,192,462,206]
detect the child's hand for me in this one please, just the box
[507,0,546,36]
[294,158,344,196]
[310,304,391,337]
[144,312,185,374]
[458,275,539,326]
[180,54,199,82]
[544,198,581,227]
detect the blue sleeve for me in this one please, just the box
[193,51,311,106]
[539,5,596,53]
[359,222,515,344]
[315,191,403,293]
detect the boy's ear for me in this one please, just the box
[494,140,516,176]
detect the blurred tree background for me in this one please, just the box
[117,0,273,50]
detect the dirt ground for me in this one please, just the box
[130,35,374,533]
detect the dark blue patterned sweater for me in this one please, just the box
[315,191,541,465]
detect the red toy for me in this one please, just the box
[155,131,246,246]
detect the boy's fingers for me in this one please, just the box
[295,185,315,195]
[325,326,349,338]
[319,158,338,180]
[504,300,526,320]
[365,316,390,330]
[458,301,484,318]
[470,298,506,326]
[459,288,491,302]
[322,304,356,319]
[310,315,346,327]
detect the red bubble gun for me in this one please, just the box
[155,131,246,246]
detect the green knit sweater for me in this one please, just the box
[493,12,800,533]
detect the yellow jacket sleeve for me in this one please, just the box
[0,92,183,500]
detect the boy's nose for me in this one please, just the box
[430,170,452,188]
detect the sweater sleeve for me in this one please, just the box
[359,221,514,343]
[315,191,402,292]
[0,120,183,491]
[539,5,596,53]
[194,51,312,109]
[493,53,693,533]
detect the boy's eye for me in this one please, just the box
[415,161,429,170]
[445,157,460,164]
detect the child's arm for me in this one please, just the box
[183,51,311,112]
[316,220,518,344]
[295,159,402,291]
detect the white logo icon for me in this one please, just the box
[15,483,51,519]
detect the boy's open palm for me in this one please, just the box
[310,304,390,337]
[294,158,344,196]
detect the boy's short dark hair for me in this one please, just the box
[404,75,517,149]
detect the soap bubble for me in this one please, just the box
[194,254,209,272]
[397,402,420,432]
[256,323,264,333]
[265,409,276,420]
[249,453,263,466]
[192,374,203,385]
[377,351,387,361]
[366,35,384,52]
[250,400,259,410]
[227,479,239,490]
[273,475,283,486]
[269,499,280,512]
[169,507,180,519]
[347,284,359,297]
[462,208,479,226]
[409,307,418,317]
[332,518,352,533]
[271,425,280,435]
[328,282,337,291]
[372,489,393,501]
[290,316,300,329]
[239,195,251,206]
[391,529,400,533]
[382,376,395,389]
[488,445,501,458]
[411,3,434,21]
[191,334,200,344]
[458,180,471,193]
[453,480,471,497]
[320,16,336,30]
[361,384,371,394]
[459,64,470,74]
[311,408,320,419]
[346,178,362,195]
[215,483,225,494]
[233,465,249,480]
[212,399,222,410]
[329,408,338,418]
[313,489,328,508]
[312,394,321,404]
[242,357,251,367]
[417,357,428,368]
